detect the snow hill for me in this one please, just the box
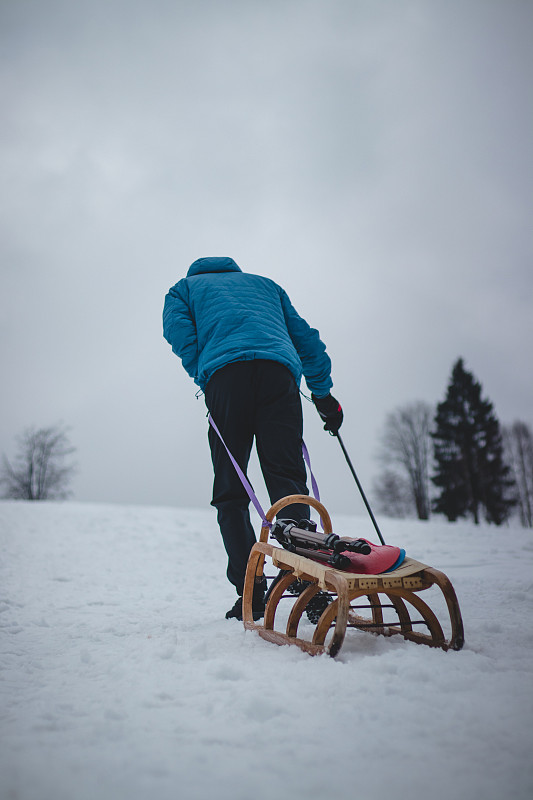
[1,500,532,800]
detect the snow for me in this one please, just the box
[1,500,532,800]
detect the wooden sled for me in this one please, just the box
[242,495,464,658]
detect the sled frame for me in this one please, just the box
[242,495,464,658]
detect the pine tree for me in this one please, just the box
[431,359,515,525]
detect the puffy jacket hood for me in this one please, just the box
[187,257,242,277]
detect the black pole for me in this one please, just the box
[335,432,386,545]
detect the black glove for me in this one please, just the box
[312,393,343,434]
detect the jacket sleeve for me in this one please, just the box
[162,281,199,381]
[280,289,333,397]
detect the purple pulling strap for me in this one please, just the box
[208,414,271,527]
[301,440,320,502]
[207,414,321,529]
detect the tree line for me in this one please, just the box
[373,358,532,527]
[1,359,531,529]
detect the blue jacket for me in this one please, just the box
[163,257,333,396]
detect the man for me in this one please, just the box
[163,256,343,620]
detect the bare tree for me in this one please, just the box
[1,425,77,500]
[376,401,433,520]
[502,421,533,528]
[372,469,415,519]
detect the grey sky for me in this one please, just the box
[1,0,532,520]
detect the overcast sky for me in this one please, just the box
[1,0,532,522]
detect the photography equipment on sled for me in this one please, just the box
[270,518,371,570]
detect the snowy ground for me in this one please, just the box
[1,500,532,800]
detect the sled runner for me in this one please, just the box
[242,495,464,658]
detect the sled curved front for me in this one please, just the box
[242,495,464,657]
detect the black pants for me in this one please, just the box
[204,360,310,595]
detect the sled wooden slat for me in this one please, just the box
[242,495,465,658]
